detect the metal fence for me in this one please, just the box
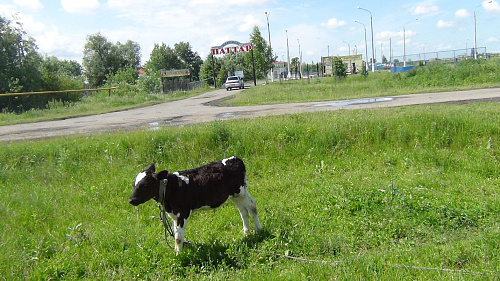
[162,79,206,93]
[0,87,116,97]
[390,47,488,68]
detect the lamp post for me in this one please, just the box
[354,20,369,73]
[389,37,392,66]
[265,11,273,82]
[357,6,375,72]
[343,40,353,56]
[403,18,418,67]
[286,30,290,80]
[297,39,302,78]
[474,1,492,59]
[381,43,383,63]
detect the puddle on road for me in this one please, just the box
[312,97,394,107]
[148,116,184,130]
[216,111,247,119]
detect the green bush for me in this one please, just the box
[137,71,163,94]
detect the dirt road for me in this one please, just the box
[1,87,499,142]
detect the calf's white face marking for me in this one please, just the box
[134,171,147,186]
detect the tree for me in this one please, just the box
[116,40,141,69]
[40,56,83,90]
[83,33,141,87]
[245,26,272,79]
[200,54,221,86]
[291,57,299,77]
[83,33,112,86]
[0,15,42,93]
[174,41,203,80]
[145,42,181,74]
[333,56,347,79]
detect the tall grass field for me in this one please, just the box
[0,102,498,280]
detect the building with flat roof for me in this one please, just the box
[322,54,363,75]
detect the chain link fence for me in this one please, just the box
[390,47,489,68]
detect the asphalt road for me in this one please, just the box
[1,87,499,142]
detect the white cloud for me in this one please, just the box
[485,37,499,43]
[105,0,139,9]
[34,25,68,53]
[436,20,455,28]
[483,0,500,15]
[412,4,439,15]
[321,18,347,29]
[61,0,100,14]
[187,0,270,7]
[239,14,263,32]
[377,30,402,41]
[16,13,45,33]
[13,0,43,10]
[455,9,470,18]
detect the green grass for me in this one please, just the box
[228,59,500,106]
[0,85,209,126]
[1,102,498,280]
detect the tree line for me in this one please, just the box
[0,15,273,112]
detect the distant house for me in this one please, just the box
[322,55,364,75]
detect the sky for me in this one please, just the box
[1,0,499,66]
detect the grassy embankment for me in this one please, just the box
[1,101,498,280]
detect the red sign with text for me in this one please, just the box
[211,41,252,55]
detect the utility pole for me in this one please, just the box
[354,20,369,73]
[357,6,375,72]
[297,39,302,78]
[265,11,273,82]
[474,1,492,59]
[286,30,290,80]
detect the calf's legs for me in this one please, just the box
[230,189,262,233]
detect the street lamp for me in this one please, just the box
[403,18,418,67]
[286,30,290,79]
[265,11,273,82]
[354,20,369,73]
[343,40,354,56]
[357,6,375,72]
[474,1,492,59]
[297,39,302,78]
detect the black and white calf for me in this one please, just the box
[129,156,262,253]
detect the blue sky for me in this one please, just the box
[1,0,499,65]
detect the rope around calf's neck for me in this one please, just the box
[157,203,175,249]
[158,179,175,249]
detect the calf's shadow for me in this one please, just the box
[174,229,273,268]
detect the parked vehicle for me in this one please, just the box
[225,76,244,91]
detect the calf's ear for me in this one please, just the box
[157,170,169,180]
[145,163,155,173]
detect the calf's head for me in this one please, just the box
[129,164,168,206]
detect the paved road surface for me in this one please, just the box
[1,87,499,142]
